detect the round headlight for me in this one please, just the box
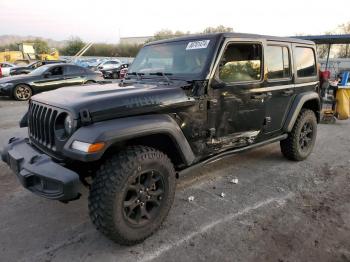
[64,115,73,135]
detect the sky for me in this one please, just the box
[0,0,349,43]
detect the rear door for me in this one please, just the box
[263,42,295,133]
[63,65,87,86]
[292,44,319,95]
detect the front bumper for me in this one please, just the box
[1,137,81,201]
[0,86,12,96]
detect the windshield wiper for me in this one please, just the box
[149,72,173,83]
[128,72,144,80]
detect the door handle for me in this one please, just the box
[282,89,294,96]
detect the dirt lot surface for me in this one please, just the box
[0,97,349,262]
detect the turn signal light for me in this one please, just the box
[71,141,105,153]
[88,142,105,153]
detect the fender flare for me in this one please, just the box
[62,114,196,165]
[283,91,321,132]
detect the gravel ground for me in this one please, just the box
[0,96,349,262]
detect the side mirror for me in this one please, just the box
[43,72,52,78]
[210,78,226,89]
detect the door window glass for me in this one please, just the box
[219,43,262,83]
[266,46,290,79]
[295,47,317,77]
[50,66,63,76]
[66,65,85,75]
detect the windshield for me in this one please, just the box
[26,61,38,68]
[29,65,50,75]
[128,39,214,78]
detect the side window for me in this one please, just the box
[66,65,85,75]
[219,43,262,83]
[295,47,317,77]
[50,66,63,76]
[266,45,290,79]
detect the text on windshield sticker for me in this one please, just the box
[186,40,210,50]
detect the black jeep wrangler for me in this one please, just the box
[1,33,320,245]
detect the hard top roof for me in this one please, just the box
[145,32,315,46]
[294,34,350,44]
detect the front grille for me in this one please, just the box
[28,102,58,150]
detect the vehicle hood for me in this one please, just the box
[32,82,195,122]
[0,74,38,83]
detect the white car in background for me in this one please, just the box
[0,62,16,77]
[97,60,121,71]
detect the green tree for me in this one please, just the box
[0,43,18,52]
[31,39,50,54]
[202,25,233,34]
[337,22,350,58]
[60,37,86,56]
[0,39,50,54]
[147,29,189,42]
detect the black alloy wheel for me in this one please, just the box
[123,170,165,226]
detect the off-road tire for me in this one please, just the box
[88,146,176,245]
[13,84,32,101]
[280,109,317,161]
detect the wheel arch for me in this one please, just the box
[103,133,187,169]
[63,114,196,169]
[84,80,96,84]
[283,92,321,132]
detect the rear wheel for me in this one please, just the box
[13,84,32,101]
[280,109,317,161]
[88,146,176,245]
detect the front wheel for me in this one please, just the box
[13,84,32,101]
[88,146,176,245]
[280,109,317,161]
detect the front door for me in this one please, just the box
[33,66,65,91]
[207,41,267,152]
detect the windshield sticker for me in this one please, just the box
[186,40,210,50]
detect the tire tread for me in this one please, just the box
[88,145,175,245]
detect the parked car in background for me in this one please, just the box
[0,63,103,100]
[97,59,121,71]
[10,60,65,76]
[100,63,129,79]
[0,62,16,77]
